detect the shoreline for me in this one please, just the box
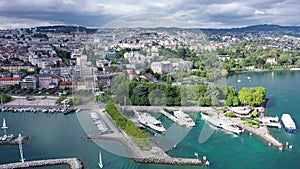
[209,68,300,82]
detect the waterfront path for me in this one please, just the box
[0,158,83,169]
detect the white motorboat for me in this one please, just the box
[173,110,195,127]
[135,110,166,133]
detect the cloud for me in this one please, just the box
[254,10,265,15]
[0,0,300,29]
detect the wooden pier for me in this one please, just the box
[0,158,83,169]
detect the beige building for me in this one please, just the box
[76,55,88,67]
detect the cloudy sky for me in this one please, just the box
[0,0,299,29]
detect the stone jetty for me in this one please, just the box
[134,157,202,165]
[0,158,83,169]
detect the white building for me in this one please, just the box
[151,61,172,73]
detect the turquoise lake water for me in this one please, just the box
[1,70,300,169]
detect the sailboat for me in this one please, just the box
[98,151,103,168]
[1,118,8,130]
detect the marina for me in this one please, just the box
[89,112,112,135]
[0,106,76,114]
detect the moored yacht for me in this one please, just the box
[173,109,195,127]
[134,110,166,133]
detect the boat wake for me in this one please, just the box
[198,122,216,144]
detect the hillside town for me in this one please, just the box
[1,26,300,95]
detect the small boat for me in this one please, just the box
[220,122,243,134]
[1,118,8,130]
[281,114,297,133]
[98,151,103,168]
[135,110,166,133]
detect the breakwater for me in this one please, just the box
[0,158,83,169]
[134,157,202,165]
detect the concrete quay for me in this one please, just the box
[0,158,83,169]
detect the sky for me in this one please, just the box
[0,0,300,29]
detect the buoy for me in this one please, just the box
[194,152,198,158]
[249,133,253,136]
[173,144,177,149]
[205,160,210,166]
[268,143,271,146]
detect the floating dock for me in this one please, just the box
[0,158,83,169]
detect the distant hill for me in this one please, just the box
[36,25,98,34]
[201,24,300,33]
[33,24,300,35]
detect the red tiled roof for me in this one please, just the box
[0,77,21,81]
[60,81,76,86]
[143,73,153,78]
[36,74,60,78]
[130,68,137,75]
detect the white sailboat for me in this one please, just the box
[98,151,103,168]
[1,118,8,130]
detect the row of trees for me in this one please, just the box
[113,74,266,107]
[123,78,240,107]
[105,100,151,150]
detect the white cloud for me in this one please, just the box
[254,10,265,15]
